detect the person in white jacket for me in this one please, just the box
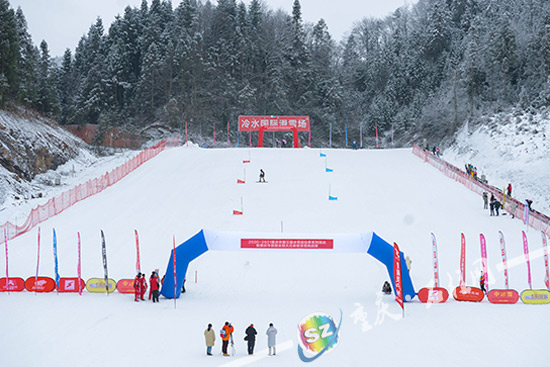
[266,323,277,356]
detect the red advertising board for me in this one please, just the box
[487,289,519,304]
[238,116,310,131]
[417,287,449,303]
[241,238,333,249]
[25,276,56,292]
[453,286,484,302]
[57,277,86,293]
[116,279,136,294]
[0,277,25,292]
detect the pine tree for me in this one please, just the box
[0,0,19,104]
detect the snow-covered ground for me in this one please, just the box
[444,110,550,214]
[1,146,549,367]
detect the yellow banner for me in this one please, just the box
[520,289,550,304]
[85,278,116,293]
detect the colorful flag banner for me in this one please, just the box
[522,231,532,290]
[173,235,177,308]
[542,231,549,290]
[35,227,41,290]
[375,124,379,148]
[77,232,82,295]
[135,229,141,275]
[498,231,509,289]
[480,234,488,292]
[431,233,440,288]
[227,120,230,146]
[393,242,404,312]
[460,233,466,287]
[4,228,8,292]
[53,229,60,287]
[345,124,348,148]
[185,121,188,147]
[101,230,109,294]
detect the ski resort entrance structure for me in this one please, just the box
[238,116,311,148]
[160,229,416,300]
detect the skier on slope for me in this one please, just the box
[133,273,141,302]
[479,272,486,294]
[139,273,147,300]
[259,169,266,183]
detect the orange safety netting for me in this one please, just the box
[412,145,550,238]
[1,137,180,240]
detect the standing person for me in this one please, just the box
[139,273,147,301]
[221,322,234,357]
[244,324,257,355]
[494,200,502,216]
[482,192,488,209]
[405,256,412,271]
[150,271,160,303]
[133,273,141,302]
[507,183,512,197]
[266,323,277,356]
[382,281,392,295]
[204,324,215,356]
[479,272,486,294]
[352,140,357,150]
[259,169,266,183]
[490,194,496,216]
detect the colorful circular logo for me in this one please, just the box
[297,311,341,362]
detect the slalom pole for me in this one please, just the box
[35,227,41,295]
[77,232,82,296]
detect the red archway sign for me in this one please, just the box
[238,116,310,148]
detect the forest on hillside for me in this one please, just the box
[1,0,550,147]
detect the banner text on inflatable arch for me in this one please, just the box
[238,116,310,131]
[241,239,333,249]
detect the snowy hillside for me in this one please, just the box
[444,109,550,214]
[1,146,549,367]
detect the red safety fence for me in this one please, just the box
[412,144,550,238]
[1,137,180,241]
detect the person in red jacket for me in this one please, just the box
[139,273,147,301]
[133,273,141,302]
[149,271,160,303]
[221,321,234,356]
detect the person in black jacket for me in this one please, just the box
[244,324,257,355]
[382,281,392,295]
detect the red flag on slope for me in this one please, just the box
[393,242,404,311]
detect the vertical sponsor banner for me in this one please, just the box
[53,229,60,288]
[480,234,488,292]
[542,231,549,290]
[345,124,348,148]
[393,243,404,313]
[213,123,216,148]
[522,231,532,290]
[185,121,188,147]
[329,123,332,148]
[4,228,8,293]
[431,233,440,288]
[134,229,141,275]
[499,231,509,289]
[35,227,41,292]
[375,124,379,148]
[173,235,177,308]
[77,232,82,295]
[460,233,466,287]
[227,120,230,146]
[100,230,109,295]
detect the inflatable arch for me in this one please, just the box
[160,229,415,300]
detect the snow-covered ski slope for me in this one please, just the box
[1,146,548,367]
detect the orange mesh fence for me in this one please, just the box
[2,137,180,240]
[412,144,550,238]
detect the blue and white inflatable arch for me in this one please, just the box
[160,229,415,300]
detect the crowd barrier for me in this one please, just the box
[1,137,180,240]
[412,145,550,238]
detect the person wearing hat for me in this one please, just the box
[244,323,257,355]
[149,270,160,302]
[266,323,277,356]
[139,272,147,300]
[221,321,234,356]
[204,323,215,356]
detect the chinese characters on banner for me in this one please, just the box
[241,238,333,249]
[393,242,404,311]
[238,116,310,131]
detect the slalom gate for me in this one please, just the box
[1,137,180,240]
[159,229,416,300]
[412,145,550,238]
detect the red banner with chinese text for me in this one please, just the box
[238,116,310,131]
[241,238,333,249]
[393,242,404,310]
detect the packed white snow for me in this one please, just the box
[0,146,549,367]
